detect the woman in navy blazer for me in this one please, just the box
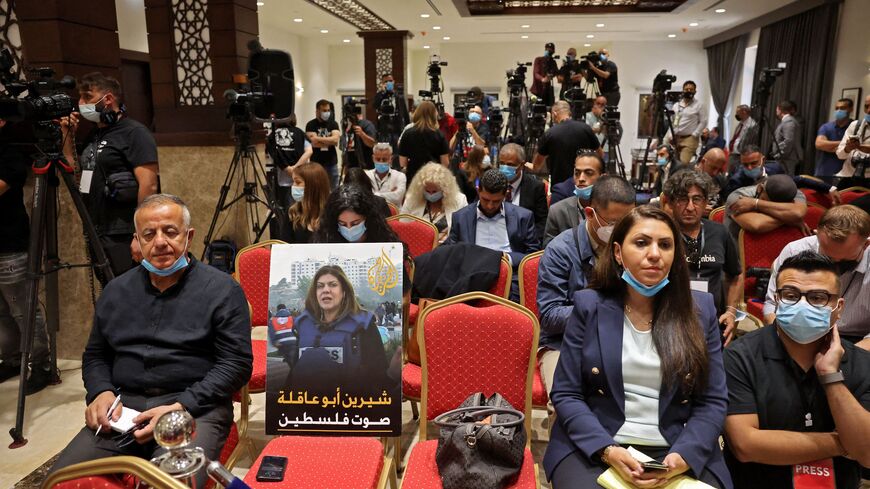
[543,206,732,488]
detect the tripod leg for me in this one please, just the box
[58,170,114,283]
[44,180,61,385]
[201,150,243,259]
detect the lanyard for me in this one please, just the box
[373,173,390,191]
[681,224,705,272]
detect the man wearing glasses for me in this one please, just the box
[723,250,870,489]
[662,169,743,345]
[762,205,870,350]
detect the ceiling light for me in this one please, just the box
[442,36,450,40]
[293,18,303,22]
[714,8,726,13]
[596,23,605,27]
[521,35,529,39]
[423,45,430,49]
[586,34,594,39]
[320,29,329,33]
[668,34,677,38]
[343,39,350,43]
[420,13,430,18]
[689,22,699,27]
[584,43,591,47]
[433,26,441,30]
[521,24,530,28]
[256,1,264,5]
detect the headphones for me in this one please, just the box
[100,102,127,125]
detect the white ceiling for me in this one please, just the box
[257,0,797,47]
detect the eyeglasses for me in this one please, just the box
[776,286,838,307]
[674,195,706,207]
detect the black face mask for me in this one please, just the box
[836,260,859,275]
[684,91,695,100]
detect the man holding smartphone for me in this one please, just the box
[835,94,870,178]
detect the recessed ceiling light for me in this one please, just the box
[293,18,303,22]
[420,13,430,18]
[714,8,726,13]
[433,26,441,30]
[423,45,430,49]
[442,36,450,40]
[586,34,595,39]
[596,23,605,27]
[256,1,264,5]
[320,29,329,33]
[689,22,699,27]
[583,43,591,47]
[668,34,677,38]
[521,24,530,28]
[343,39,350,43]
[521,35,529,39]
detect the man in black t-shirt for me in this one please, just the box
[0,120,52,393]
[305,99,340,188]
[340,112,376,171]
[530,101,601,184]
[662,169,742,344]
[62,73,159,285]
[588,48,619,106]
[557,47,583,101]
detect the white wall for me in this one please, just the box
[115,0,148,53]
[829,0,870,115]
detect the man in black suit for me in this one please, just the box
[772,99,803,175]
[497,142,548,242]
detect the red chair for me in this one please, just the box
[244,436,397,489]
[44,456,188,489]
[804,202,826,231]
[386,214,438,259]
[387,202,399,216]
[517,251,550,410]
[739,227,803,325]
[487,253,513,298]
[801,188,833,208]
[401,292,540,489]
[708,206,725,223]
[839,186,870,205]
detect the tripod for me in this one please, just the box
[603,113,627,180]
[504,83,528,145]
[10,121,114,448]
[201,121,277,258]
[639,91,677,192]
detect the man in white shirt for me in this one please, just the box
[365,143,406,207]
[664,80,708,164]
[835,94,870,178]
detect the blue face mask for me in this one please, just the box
[566,55,575,62]
[656,157,669,167]
[834,109,848,121]
[499,164,517,181]
[385,81,394,92]
[424,191,443,202]
[776,299,833,344]
[544,50,551,57]
[864,113,870,124]
[744,166,763,180]
[139,233,191,277]
[374,162,391,174]
[339,221,366,242]
[468,112,482,123]
[621,268,670,297]
[291,186,304,201]
[574,184,593,200]
[600,54,607,61]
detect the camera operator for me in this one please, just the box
[836,94,870,179]
[340,103,376,171]
[449,105,490,162]
[61,72,159,284]
[266,114,312,208]
[372,73,395,115]
[531,42,558,108]
[585,95,607,145]
[662,80,708,165]
[305,99,341,188]
[557,47,584,101]
[587,48,620,106]
[530,101,601,184]
[0,119,52,394]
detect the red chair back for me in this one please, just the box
[387,202,399,216]
[486,254,512,298]
[387,214,438,259]
[801,188,833,208]
[418,292,538,439]
[708,206,725,223]
[235,240,285,327]
[518,251,544,317]
[839,186,870,205]
[739,228,803,301]
[804,203,826,231]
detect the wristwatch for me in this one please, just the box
[819,371,845,385]
[599,444,619,465]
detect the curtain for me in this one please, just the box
[706,34,747,135]
[752,1,842,174]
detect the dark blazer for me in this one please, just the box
[516,173,549,242]
[550,176,576,206]
[444,201,541,267]
[543,289,731,488]
[773,115,803,174]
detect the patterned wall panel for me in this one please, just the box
[171,0,214,106]
[0,0,23,79]
[375,48,392,81]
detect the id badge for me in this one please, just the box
[792,458,835,489]
[79,170,94,194]
[690,280,708,293]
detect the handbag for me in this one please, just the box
[434,392,526,489]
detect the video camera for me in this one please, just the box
[426,55,447,82]
[602,105,622,145]
[653,70,677,93]
[527,102,548,139]
[454,90,480,126]
[223,87,263,123]
[756,63,786,101]
[506,61,531,92]
[0,49,77,123]
[578,50,601,71]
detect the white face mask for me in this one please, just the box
[79,94,107,123]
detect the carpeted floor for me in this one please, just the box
[13,453,59,489]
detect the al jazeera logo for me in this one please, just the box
[367,247,399,296]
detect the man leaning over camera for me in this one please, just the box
[587,48,620,107]
[61,73,159,285]
[48,194,252,488]
[835,94,870,178]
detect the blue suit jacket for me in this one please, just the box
[543,289,732,488]
[444,202,541,266]
[550,176,576,206]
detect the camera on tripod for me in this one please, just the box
[427,54,447,80]
[223,87,263,123]
[653,70,677,93]
[756,63,786,100]
[506,62,531,92]
[578,51,601,71]
[602,105,622,145]
[527,103,548,138]
[454,90,480,126]
[0,49,77,123]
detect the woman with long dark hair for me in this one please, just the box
[342,167,391,218]
[314,185,401,244]
[544,206,731,488]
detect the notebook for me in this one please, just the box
[596,447,716,489]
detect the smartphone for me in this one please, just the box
[641,461,669,471]
[256,455,288,482]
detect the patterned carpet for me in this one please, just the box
[13,453,59,489]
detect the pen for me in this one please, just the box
[95,394,121,437]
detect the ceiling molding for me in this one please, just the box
[454,0,687,16]
[305,0,395,30]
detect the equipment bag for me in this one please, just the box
[205,239,238,274]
